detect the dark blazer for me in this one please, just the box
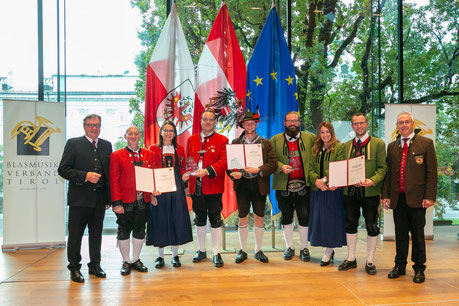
[58,136,112,207]
[229,136,278,196]
[382,134,437,208]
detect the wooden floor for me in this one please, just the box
[1,226,458,306]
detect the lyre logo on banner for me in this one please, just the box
[11,116,62,155]
[390,118,433,141]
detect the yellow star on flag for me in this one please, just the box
[246,90,251,100]
[270,70,277,80]
[285,75,294,85]
[253,76,263,86]
[294,92,298,100]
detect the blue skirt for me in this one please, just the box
[146,168,193,247]
[308,189,347,248]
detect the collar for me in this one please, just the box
[200,131,215,141]
[243,133,259,144]
[285,132,300,142]
[354,132,369,143]
[400,132,415,145]
[85,135,98,145]
[126,146,140,154]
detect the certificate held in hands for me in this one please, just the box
[328,156,366,188]
[135,166,177,193]
[226,144,263,170]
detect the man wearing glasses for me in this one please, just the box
[382,112,437,283]
[270,111,315,262]
[58,114,112,283]
[338,113,387,275]
[183,111,228,267]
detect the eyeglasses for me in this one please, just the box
[351,121,367,126]
[202,118,215,122]
[85,124,101,128]
[397,120,413,125]
[285,120,299,124]
[163,129,174,133]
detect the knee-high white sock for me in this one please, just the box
[283,223,294,249]
[238,224,249,252]
[172,245,179,257]
[196,225,207,252]
[298,225,309,250]
[211,227,222,255]
[158,247,164,258]
[322,247,334,262]
[132,238,144,261]
[118,238,130,262]
[346,233,358,261]
[367,235,378,264]
[254,225,264,253]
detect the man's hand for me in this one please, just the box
[182,173,190,182]
[86,172,101,184]
[355,179,374,188]
[151,197,158,206]
[152,191,161,197]
[281,165,293,174]
[244,167,260,174]
[230,171,243,179]
[113,205,124,214]
[382,198,390,210]
[422,199,435,208]
[195,169,208,178]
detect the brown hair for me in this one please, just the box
[312,121,337,157]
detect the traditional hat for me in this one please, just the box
[238,111,260,128]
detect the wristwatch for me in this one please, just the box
[322,177,327,183]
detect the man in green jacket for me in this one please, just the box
[270,111,315,261]
[338,113,387,275]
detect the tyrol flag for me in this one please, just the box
[144,3,195,149]
[246,6,298,216]
[193,3,246,221]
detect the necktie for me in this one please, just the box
[92,140,97,148]
[356,139,362,156]
[399,138,409,193]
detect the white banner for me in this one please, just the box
[383,104,436,240]
[2,100,66,250]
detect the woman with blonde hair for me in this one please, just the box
[308,121,347,266]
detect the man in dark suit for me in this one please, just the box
[382,111,438,283]
[58,114,112,283]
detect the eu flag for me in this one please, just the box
[246,7,298,216]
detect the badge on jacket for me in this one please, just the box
[414,154,424,165]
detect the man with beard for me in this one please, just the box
[229,111,278,264]
[338,113,387,275]
[183,110,228,267]
[270,111,315,261]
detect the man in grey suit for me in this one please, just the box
[382,111,438,283]
[58,114,112,283]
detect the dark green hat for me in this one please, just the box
[238,111,260,128]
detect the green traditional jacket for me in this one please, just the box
[308,142,345,191]
[342,136,387,197]
[270,131,315,191]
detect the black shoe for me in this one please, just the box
[300,248,311,262]
[320,250,334,266]
[171,256,181,268]
[365,262,377,275]
[283,247,295,260]
[120,261,131,276]
[235,249,248,264]
[213,253,224,268]
[413,270,425,283]
[254,250,269,263]
[70,270,84,283]
[192,251,207,263]
[131,259,148,272]
[338,259,357,271]
[88,265,106,278]
[387,266,406,279]
[154,257,165,269]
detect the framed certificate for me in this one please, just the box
[226,143,263,170]
[328,156,366,187]
[135,166,177,193]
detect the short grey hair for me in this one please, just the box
[396,111,414,123]
[83,114,101,125]
[125,125,139,135]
